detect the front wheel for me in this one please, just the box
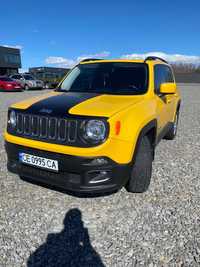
[125,136,153,193]
[24,84,29,90]
[164,111,179,140]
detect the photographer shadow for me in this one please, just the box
[27,208,105,267]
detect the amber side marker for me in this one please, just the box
[115,121,121,135]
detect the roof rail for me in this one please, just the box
[80,58,103,63]
[144,56,168,64]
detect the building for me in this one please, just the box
[29,66,70,81]
[0,46,21,75]
[29,66,70,88]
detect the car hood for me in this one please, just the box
[11,91,144,117]
[69,93,144,117]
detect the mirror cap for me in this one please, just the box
[160,83,176,94]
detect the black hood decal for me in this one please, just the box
[25,92,99,117]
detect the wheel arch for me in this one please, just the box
[131,119,157,163]
[177,100,181,111]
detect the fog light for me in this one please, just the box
[88,170,111,184]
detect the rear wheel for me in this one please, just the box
[126,136,153,193]
[24,84,29,90]
[164,111,179,140]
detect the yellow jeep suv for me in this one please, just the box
[4,56,181,194]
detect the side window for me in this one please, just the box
[154,65,174,94]
[13,75,22,79]
[154,65,164,93]
[165,67,174,83]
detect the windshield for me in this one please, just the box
[0,77,14,82]
[24,75,35,80]
[59,62,148,95]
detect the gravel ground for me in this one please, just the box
[0,85,200,267]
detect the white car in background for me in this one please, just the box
[10,74,44,90]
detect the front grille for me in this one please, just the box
[15,113,78,145]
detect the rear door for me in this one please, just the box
[154,64,174,134]
[162,66,177,121]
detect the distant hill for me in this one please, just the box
[172,63,200,83]
[174,73,200,83]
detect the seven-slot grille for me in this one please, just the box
[15,113,78,144]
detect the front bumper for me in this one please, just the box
[5,142,130,194]
[29,85,43,89]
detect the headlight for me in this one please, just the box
[8,110,17,128]
[81,120,107,143]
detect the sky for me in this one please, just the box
[0,0,200,71]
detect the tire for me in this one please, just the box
[125,135,153,193]
[164,111,179,140]
[24,84,29,90]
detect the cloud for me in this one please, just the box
[121,51,200,64]
[77,51,110,61]
[2,44,23,50]
[45,57,76,67]
[45,51,111,68]
[45,51,200,68]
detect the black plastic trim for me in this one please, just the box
[80,58,103,62]
[5,142,131,194]
[144,56,168,64]
[156,122,172,145]
[132,119,157,163]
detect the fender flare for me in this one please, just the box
[131,119,157,163]
[177,100,181,111]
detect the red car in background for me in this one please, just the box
[0,77,23,92]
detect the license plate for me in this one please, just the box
[19,152,58,172]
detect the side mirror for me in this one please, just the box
[160,83,176,94]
